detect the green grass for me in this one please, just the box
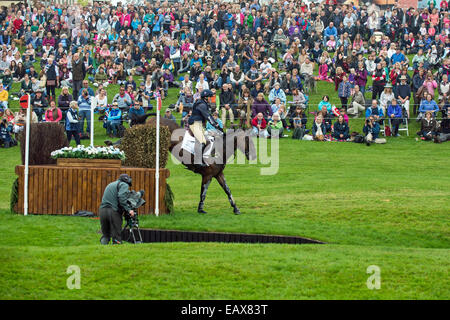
[0,57,449,300]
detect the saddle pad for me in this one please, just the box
[181,131,214,156]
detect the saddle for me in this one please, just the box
[181,130,214,157]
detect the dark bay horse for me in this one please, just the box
[126,114,257,214]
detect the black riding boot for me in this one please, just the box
[193,143,208,173]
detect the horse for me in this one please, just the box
[115,113,257,215]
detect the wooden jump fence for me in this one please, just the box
[15,164,170,215]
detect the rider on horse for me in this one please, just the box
[188,89,222,168]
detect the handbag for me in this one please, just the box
[39,75,47,88]
[46,79,56,86]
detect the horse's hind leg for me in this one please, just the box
[198,176,212,214]
[215,172,241,215]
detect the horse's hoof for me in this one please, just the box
[198,209,207,214]
[104,140,113,146]
[234,209,241,215]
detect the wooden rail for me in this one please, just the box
[15,165,170,215]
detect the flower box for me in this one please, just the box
[56,158,122,168]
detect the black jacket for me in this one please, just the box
[188,99,217,127]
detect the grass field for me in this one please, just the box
[0,60,449,300]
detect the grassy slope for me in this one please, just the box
[0,57,449,299]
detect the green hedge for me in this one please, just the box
[119,124,170,168]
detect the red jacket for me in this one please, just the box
[252,117,267,129]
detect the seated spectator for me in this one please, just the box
[44,100,63,123]
[58,86,73,119]
[31,89,48,122]
[419,111,438,141]
[128,103,145,124]
[291,107,308,139]
[312,113,326,141]
[93,65,109,87]
[0,116,14,148]
[251,112,269,138]
[105,102,122,137]
[267,113,284,138]
[163,110,176,123]
[206,111,223,135]
[112,85,132,111]
[418,93,440,120]
[0,83,8,111]
[365,99,384,125]
[268,82,286,105]
[387,99,403,137]
[320,106,334,133]
[348,85,366,118]
[318,95,332,114]
[251,92,273,121]
[332,115,350,141]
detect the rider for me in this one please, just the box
[188,89,222,168]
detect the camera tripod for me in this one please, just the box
[122,219,143,244]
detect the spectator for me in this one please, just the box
[65,101,80,146]
[219,83,236,128]
[44,100,63,123]
[435,106,450,143]
[267,113,284,138]
[387,99,404,137]
[105,102,122,138]
[251,112,268,138]
[332,115,350,141]
[419,111,438,141]
[77,88,92,138]
[251,92,273,121]
[419,93,440,119]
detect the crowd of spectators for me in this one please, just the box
[1,0,450,149]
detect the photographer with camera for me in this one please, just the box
[99,174,135,245]
[363,116,386,145]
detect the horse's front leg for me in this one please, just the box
[215,172,241,215]
[198,175,212,214]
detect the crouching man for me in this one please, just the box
[99,174,135,245]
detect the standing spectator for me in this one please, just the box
[72,52,86,100]
[372,63,387,100]
[77,89,92,138]
[338,75,351,111]
[65,101,80,145]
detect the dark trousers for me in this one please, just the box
[66,130,80,145]
[390,118,401,135]
[372,83,384,100]
[99,207,123,243]
[72,80,83,100]
[339,97,348,110]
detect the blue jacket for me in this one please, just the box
[77,95,92,111]
[363,122,380,139]
[107,108,122,124]
[365,106,384,119]
[387,104,403,118]
[419,100,439,115]
[324,26,337,38]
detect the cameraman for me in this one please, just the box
[99,174,135,245]
[363,116,386,144]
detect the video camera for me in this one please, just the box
[122,189,146,243]
[123,189,145,226]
